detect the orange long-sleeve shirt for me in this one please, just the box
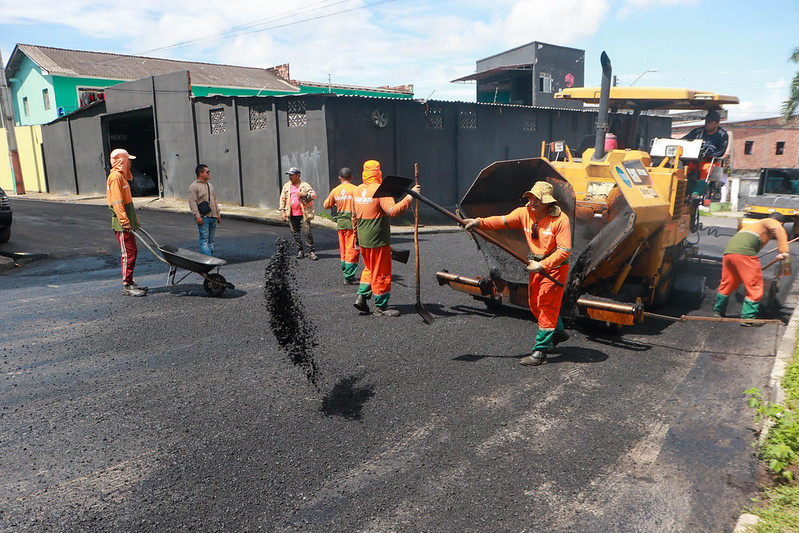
[480,206,571,269]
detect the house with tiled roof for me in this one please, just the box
[4,43,301,126]
[4,44,414,127]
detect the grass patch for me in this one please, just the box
[744,338,799,531]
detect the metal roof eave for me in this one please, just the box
[555,86,739,110]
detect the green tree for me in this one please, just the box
[782,47,799,123]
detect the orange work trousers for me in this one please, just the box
[718,253,763,302]
[527,263,569,330]
[360,245,392,296]
[338,229,360,263]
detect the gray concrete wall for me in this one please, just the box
[41,120,77,194]
[194,96,243,206]
[274,95,330,205]
[70,115,106,194]
[152,72,196,199]
[236,98,281,208]
[41,104,107,195]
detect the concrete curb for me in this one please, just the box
[0,255,16,272]
[731,277,799,532]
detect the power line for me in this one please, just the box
[138,0,396,56]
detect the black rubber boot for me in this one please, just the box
[354,294,370,313]
[520,350,547,366]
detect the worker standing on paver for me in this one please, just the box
[462,181,571,366]
[714,215,790,322]
[352,160,419,317]
[323,167,360,285]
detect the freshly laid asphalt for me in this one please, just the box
[1,193,797,532]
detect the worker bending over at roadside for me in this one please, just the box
[463,181,571,366]
[352,160,420,317]
[714,215,790,322]
[324,167,360,285]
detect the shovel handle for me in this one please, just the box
[405,189,564,287]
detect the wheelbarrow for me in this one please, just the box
[133,227,235,297]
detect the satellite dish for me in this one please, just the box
[371,109,388,128]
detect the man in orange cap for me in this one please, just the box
[463,181,571,365]
[352,160,420,317]
[106,148,147,297]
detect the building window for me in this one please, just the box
[539,73,552,93]
[210,108,226,134]
[425,104,443,129]
[77,87,105,108]
[745,140,754,155]
[42,89,50,110]
[458,107,477,129]
[776,141,785,155]
[249,105,270,131]
[523,111,537,131]
[23,97,29,116]
[287,98,307,127]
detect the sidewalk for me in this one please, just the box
[10,191,461,234]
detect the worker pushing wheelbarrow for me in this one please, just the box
[134,226,235,297]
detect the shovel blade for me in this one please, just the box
[375,175,414,198]
[391,247,410,264]
[416,302,435,324]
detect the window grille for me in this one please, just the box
[459,107,477,129]
[210,108,226,134]
[425,104,443,129]
[523,111,537,131]
[249,105,270,131]
[288,99,307,127]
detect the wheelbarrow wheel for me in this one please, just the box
[203,273,228,297]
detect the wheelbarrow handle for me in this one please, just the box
[132,227,170,265]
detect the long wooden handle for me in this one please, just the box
[414,164,421,302]
[405,189,564,287]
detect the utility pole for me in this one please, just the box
[0,50,25,194]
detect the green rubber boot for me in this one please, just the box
[741,298,759,319]
[713,293,730,317]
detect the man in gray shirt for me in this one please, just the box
[188,164,221,256]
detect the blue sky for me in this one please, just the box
[1,0,796,122]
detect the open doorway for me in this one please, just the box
[102,108,159,197]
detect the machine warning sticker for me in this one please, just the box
[639,186,658,198]
[615,166,633,188]
[620,160,659,199]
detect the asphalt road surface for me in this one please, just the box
[2,201,796,532]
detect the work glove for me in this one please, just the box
[411,184,421,195]
[462,218,480,230]
[526,260,544,273]
[776,252,789,261]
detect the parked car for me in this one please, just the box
[0,186,12,243]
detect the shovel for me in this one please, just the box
[413,163,435,324]
[375,174,564,288]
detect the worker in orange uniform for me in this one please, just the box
[463,181,571,366]
[352,160,420,317]
[714,215,790,322]
[323,167,360,285]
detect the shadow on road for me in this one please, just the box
[320,374,375,420]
